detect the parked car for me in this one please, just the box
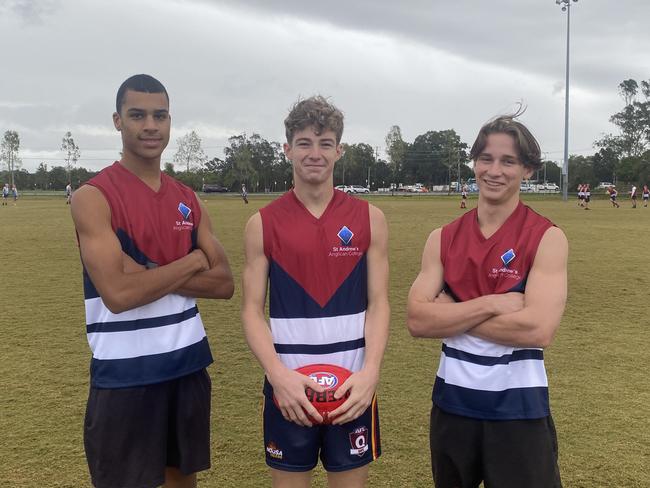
[597,182,613,189]
[335,185,353,193]
[202,184,229,193]
[544,183,560,192]
[350,185,370,194]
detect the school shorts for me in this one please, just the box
[262,380,381,472]
[84,369,212,488]
[429,404,562,488]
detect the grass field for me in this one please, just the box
[1,193,649,487]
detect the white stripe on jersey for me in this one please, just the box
[439,334,548,391]
[436,355,548,391]
[270,311,365,346]
[87,314,206,360]
[85,294,196,324]
[278,350,365,373]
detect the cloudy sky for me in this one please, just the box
[1,0,648,172]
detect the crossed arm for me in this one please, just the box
[406,226,568,348]
[72,185,233,314]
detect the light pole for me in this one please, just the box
[556,0,578,202]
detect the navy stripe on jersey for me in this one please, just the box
[269,256,368,319]
[433,378,550,420]
[86,306,199,333]
[442,344,543,366]
[83,230,154,301]
[274,338,366,355]
[116,228,154,266]
[83,268,100,300]
[90,337,213,389]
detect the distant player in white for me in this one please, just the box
[630,185,638,208]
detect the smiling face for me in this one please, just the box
[284,126,342,188]
[473,132,533,205]
[113,89,170,164]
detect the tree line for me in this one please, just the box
[2,78,649,192]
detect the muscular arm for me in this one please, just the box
[240,213,324,426]
[332,204,390,424]
[71,185,209,314]
[406,229,524,338]
[469,227,568,348]
[175,199,234,299]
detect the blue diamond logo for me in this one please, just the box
[337,226,354,246]
[500,248,516,267]
[178,202,191,220]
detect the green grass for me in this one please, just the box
[0,194,648,487]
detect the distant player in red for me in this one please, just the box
[607,186,620,208]
[242,96,389,488]
[584,183,591,210]
[407,113,568,488]
[642,185,648,207]
[577,184,584,206]
[460,183,468,209]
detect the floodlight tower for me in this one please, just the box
[555,0,578,202]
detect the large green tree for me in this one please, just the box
[61,131,80,181]
[1,130,21,187]
[173,130,207,172]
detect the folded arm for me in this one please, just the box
[406,228,524,338]
[71,185,209,314]
[175,199,234,299]
[469,227,568,348]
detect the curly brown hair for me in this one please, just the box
[284,96,344,144]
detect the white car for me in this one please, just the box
[350,185,370,194]
[544,183,560,191]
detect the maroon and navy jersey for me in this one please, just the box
[260,190,370,372]
[82,162,213,388]
[434,202,555,420]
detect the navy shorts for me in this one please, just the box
[262,380,381,472]
[430,404,562,488]
[84,369,212,488]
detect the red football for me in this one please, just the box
[274,363,352,424]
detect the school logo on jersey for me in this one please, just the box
[329,225,362,258]
[349,427,369,457]
[337,226,354,246]
[174,202,194,231]
[500,248,516,267]
[489,248,520,281]
[178,202,192,220]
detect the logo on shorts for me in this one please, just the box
[266,442,283,460]
[337,226,354,246]
[500,248,516,267]
[349,426,369,457]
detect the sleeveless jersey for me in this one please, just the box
[260,190,370,372]
[434,201,554,420]
[83,162,213,388]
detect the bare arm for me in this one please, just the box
[332,204,390,424]
[71,185,209,314]
[469,227,568,348]
[406,229,524,338]
[240,213,324,426]
[175,199,234,299]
